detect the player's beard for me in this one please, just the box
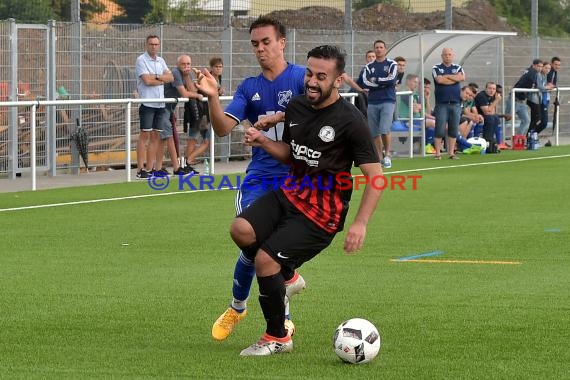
[305,84,334,107]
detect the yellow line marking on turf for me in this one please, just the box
[390,259,521,265]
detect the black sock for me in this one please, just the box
[240,243,259,261]
[257,273,286,338]
[280,266,294,282]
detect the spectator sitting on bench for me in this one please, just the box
[456,85,484,154]
[422,77,436,153]
[474,81,502,153]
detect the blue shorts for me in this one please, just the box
[367,102,396,137]
[139,104,168,132]
[235,177,279,215]
[188,126,211,141]
[434,102,461,138]
[160,105,176,139]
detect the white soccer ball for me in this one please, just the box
[333,318,381,364]
[467,137,488,151]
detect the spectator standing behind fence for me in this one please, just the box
[135,35,173,179]
[358,39,397,168]
[193,16,307,343]
[526,60,548,136]
[341,51,370,94]
[342,50,374,118]
[161,54,203,175]
[208,57,225,96]
[432,47,465,160]
[512,59,541,136]
[183,58,224,172]
[538,61,554,135]
[547,57,561,132]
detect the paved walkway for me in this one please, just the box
[0,160,250,193]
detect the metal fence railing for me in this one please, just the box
[0,93,365,191]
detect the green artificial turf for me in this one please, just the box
[0,147,569,379]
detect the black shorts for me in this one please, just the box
[238,190,336,270]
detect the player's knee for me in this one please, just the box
[230,217,256,247]
[255,250,281,276]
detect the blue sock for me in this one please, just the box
[495,124,503,144]
[231,251,255,310]
[456,135,471,150]
[425,127,435,145]
[473,123,483,137]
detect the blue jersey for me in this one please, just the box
[432,62,464,103]
[357,59,398,104]
[225,64,306,180]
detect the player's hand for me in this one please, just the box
[193,68,219,97]
[343,222,367,254]
[244,127,265,147]
[253,113,282,131]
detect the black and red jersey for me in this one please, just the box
[282,95,378,233]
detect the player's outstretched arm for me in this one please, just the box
[244,127,291,164]
[343,162,384,254]
[253,112,284,131]
[193,68,237,137]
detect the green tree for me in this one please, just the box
[143,0,168,24]
[114,0,151,23]
[0,0,53,23]
[489,0,570,37]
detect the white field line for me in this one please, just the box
[1,153,569,213]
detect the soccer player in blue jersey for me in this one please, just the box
[432,47,465,159]
[194,16,306,341]
[357,40,398,168]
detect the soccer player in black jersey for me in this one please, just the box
[233,45,384,356]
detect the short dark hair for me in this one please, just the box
[424,77,431,85]
[373,39,386,48]
[307,45,346,75]
[209,57,223,67]
[146,35,159,42]
[394,56,406,63]
[551,56,561,63]
[249,16,286,39]
[532,58,543,65]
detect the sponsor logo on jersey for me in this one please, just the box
[291,139,321,167]
[251,92,261,101]
[318,126,335,142]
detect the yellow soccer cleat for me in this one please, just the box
[212,307,247,341]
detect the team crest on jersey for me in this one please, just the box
[318,126,335,142]
[278,90,293,108]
